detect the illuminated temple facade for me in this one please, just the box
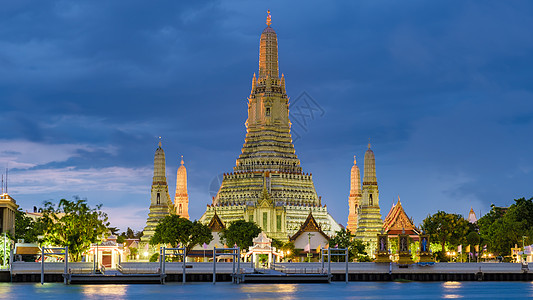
[199,12,341,241]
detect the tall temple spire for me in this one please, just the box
[347,155,362,233]
[153,139,166,183]
[142,139,174,243]
[468,207,477,223]
[363,143,377,186]
[355,143,382,256]
[258,10,279,79]
[235,10,298,173]
[199,13,341,241]
[175,155,189,219]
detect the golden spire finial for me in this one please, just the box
[266,10,272,26]
[158,136,162,148]
[353,155,357,165]
[368,138,371,149]
[180,155,184,165]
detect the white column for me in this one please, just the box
[111,250,116,269]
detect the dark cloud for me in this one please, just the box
[2,0,533,228]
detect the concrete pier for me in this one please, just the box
[5,262,532,283]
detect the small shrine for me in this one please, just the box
[397,230,414,264]
[375,232,391,263]
[244,232,283,268]
[85,235,125,269]
[418,234,434,263]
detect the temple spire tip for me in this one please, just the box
[266,10,272,26]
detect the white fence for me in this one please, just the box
[11,262,93,275]
[274,262,525,274]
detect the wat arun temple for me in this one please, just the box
[197,13,342,241]
[142,13,386,249]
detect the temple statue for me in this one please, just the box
[199,11,341,241]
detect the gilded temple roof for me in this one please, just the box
[382,196,420,236]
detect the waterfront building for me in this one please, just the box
[174,156,189,219]
[289,212,330,254]
[141,140,174,243]
[346,156,361,233]
[193,212,225,250]
[199,12,341,240]
[354,143,383,255]
[0,193,18,235]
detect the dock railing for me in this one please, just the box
[41,246,68,285]
[160,246,186,284]
[213,247,240,284]
[321,248,349,283]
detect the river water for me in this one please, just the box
[0,281,531,299]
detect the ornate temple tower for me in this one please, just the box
[355,143,383,254]
[174,156,189,219]
[200,11,340,241]
[141,140,174,243]
[346,156,361,233]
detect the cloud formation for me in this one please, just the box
[1,0,532,230]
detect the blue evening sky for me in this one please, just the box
[1,1,532,231]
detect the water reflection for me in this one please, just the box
[442,281,463,298]
[443,281,462,289]
[0,283,11,295]
[82,284,127,299]
[239,283,298,298]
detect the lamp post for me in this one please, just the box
[307,233,314,263]
[522,236,527,262]
[2,232,6,269]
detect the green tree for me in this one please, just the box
[328,228,369,262]
[221,220,261,250]
[40,198,109,262]
[108,226,120,235]
[12,208,42,243]
[150,215,213,254]
[421,211,469,253]
[280,241,298,260]
[271,238,284,250]
[124,227,135,239]
[478,198,533,256]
